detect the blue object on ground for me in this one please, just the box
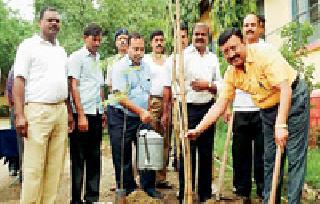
[0,129,18,157]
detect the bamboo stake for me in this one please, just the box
[216,112,234,200]
[175,0,192,203]
[168,0,181,163]
[269,145,282,204]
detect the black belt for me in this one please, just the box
[291,76,299,90]
[188,100,214,106]
[150,95,162,99]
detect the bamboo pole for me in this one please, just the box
[175,0,192,203]
[216,112,234,200]
[168,0,181,164]
[269,145,282,204]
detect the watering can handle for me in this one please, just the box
[143,134,151,165]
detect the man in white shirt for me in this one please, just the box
[229,13,266,200]
[68,23,105,204]
[13,7,73,203]
[178,23,222,203]
[143,30,172,188]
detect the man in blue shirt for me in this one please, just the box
[110,32,162,199]
[68,23,105,204]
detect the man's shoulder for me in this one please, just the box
[112,57,129,72]
[69,47,85,59]
[18,35,38,49]
[250,42,276,53]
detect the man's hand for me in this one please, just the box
[15,114,28,137]
[78,114,89,132]
[191,80,211,91]
[161,113,169,130]
[223,109,232,123]
[274,127,288,151]
[68,113,74,133]
[185,129,200,140]
[102,113,107,129]
[139,110,152,124]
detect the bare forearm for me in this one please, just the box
[119,97,145,116]
[195,97,229,134]
[276,81,292,125]
[13,77,25,116]
[70,78,85,116]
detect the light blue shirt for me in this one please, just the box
[112,56,151,117]
[68,46,104,114]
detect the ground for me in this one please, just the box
[0,118,319,203]
[0,140,254,204]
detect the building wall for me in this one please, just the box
[264,0,320,86]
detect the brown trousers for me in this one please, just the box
[149,96,170,183]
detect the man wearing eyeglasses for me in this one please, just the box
[13,6,73,203]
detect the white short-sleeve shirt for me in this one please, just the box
[184,46,222,103]
[143,54,171,96]
[13,34,68,103]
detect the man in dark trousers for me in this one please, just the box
[68,23,105,204]
[230,14,265,199]
[187,28,309,204]
[110,32,162,199]
[178,23,222,203]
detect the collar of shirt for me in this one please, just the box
[126,56,143,70]
[34,34,60,46]
[188,44,210,55]
[81,46,100,60]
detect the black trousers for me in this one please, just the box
[179,102,215,202]
[108,107,156,194]
[69,114,102,203]
[232,111,264,197]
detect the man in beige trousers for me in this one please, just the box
[13,6,73,204]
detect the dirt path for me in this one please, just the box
[0,139,318,203]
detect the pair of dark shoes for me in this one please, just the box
[70,200,96,204]
[146,189,163,199]
[156,181,172,189]
[9,169,18,177]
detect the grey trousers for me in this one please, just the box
[260,79,309,204]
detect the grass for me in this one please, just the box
[305,148,320,189]
[213,118,320,195]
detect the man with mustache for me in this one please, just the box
[229,13,265,200]
[143,30,172,189]
[68,23,105,204]
[13,6,73,203]
[110,32,162,199]
[178,23,223,203]
[187,27,309,204]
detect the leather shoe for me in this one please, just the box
[156,181,172,189]
[146,190,163,199]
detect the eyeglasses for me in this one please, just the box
[46,19,60,23]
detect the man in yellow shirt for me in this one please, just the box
[186,28,309,204]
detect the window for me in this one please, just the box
[310,0,319,24]
[293,0,320,42]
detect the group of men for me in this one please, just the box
[9,5,308,204]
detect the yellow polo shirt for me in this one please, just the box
[221,43,297,109]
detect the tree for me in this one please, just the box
[34,0,172,58]
[211,0,256,74]
[280,21,315,90]
[0,0,34,76]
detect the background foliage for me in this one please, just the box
[211,0,257,74]
[0,0,35,76]
[280,21,316,90]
